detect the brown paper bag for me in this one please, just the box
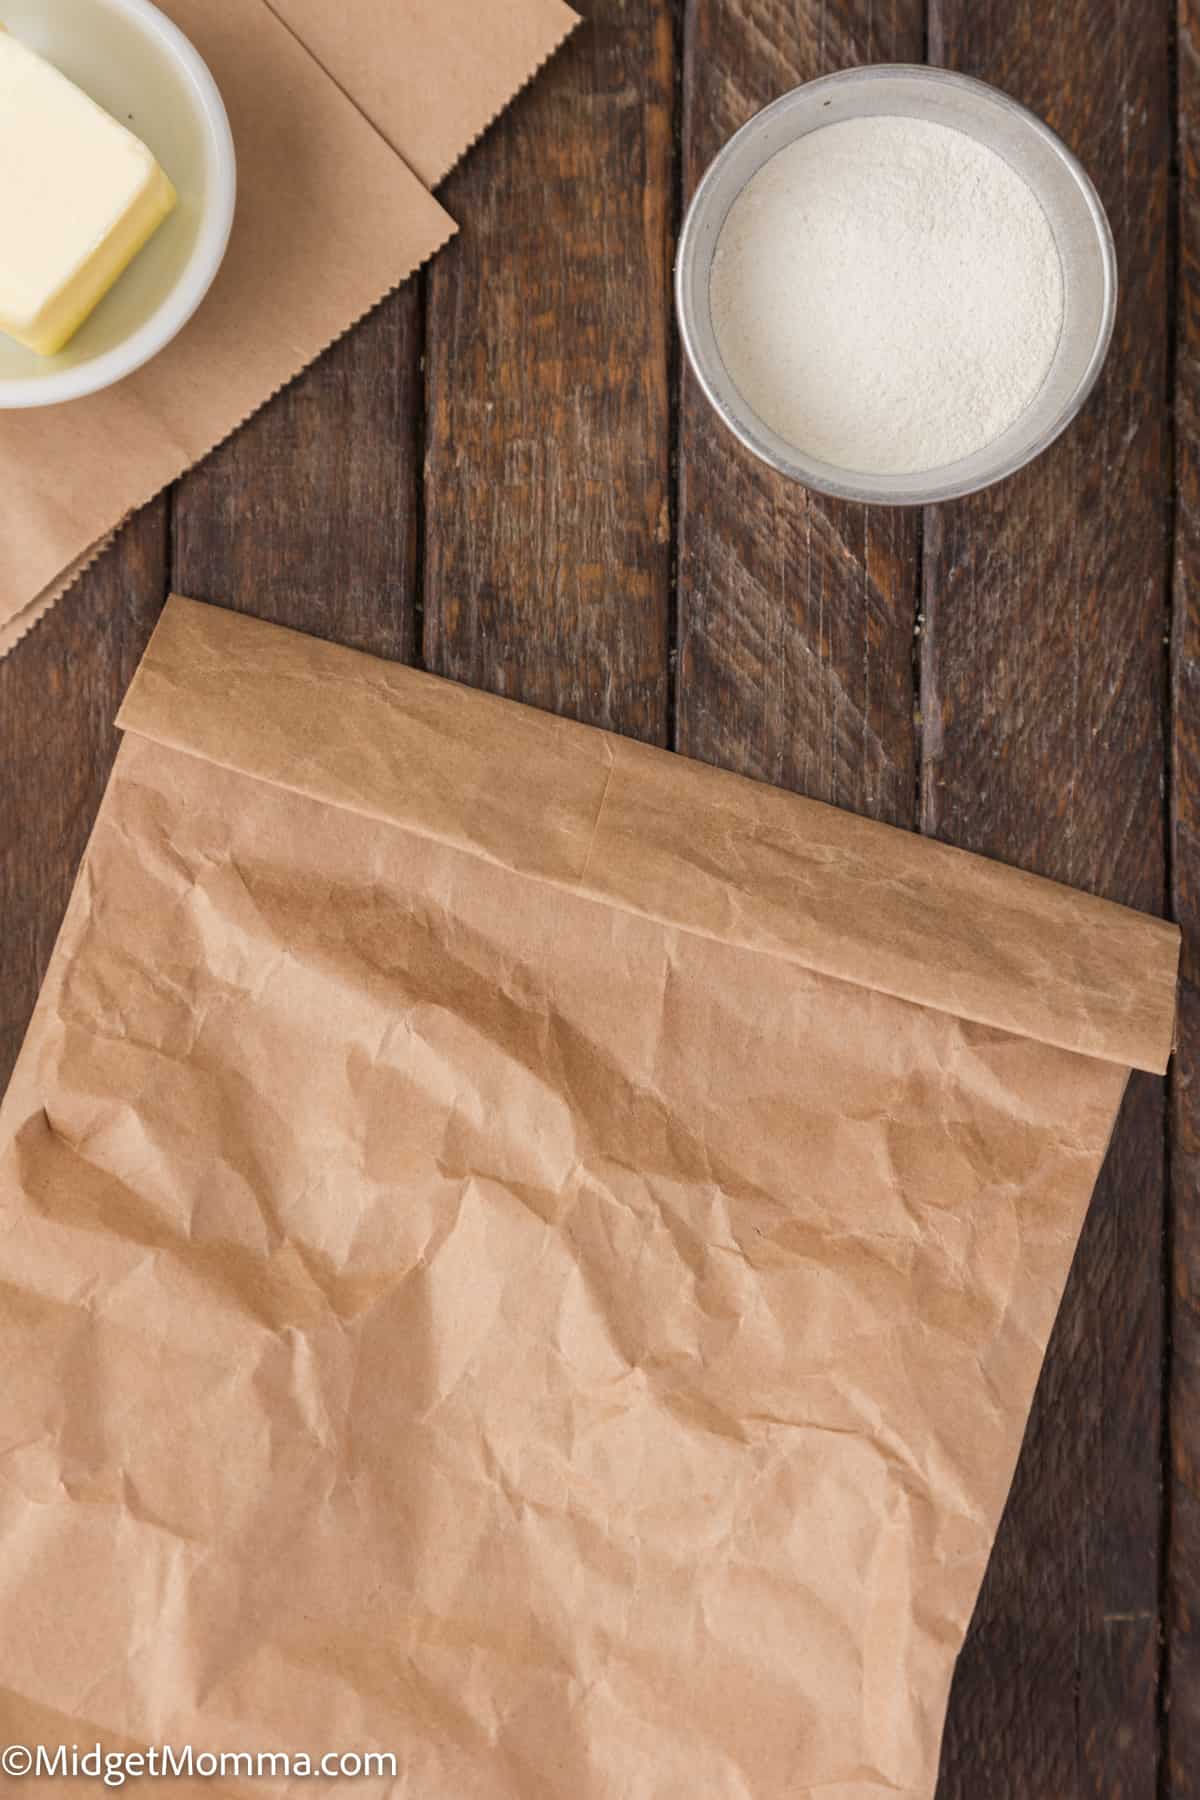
[0,0,578,660]
[0,597,1179,1798]
[266,0,579,187]
[0,0,453,660]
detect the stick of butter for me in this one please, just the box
[0,30,177,356]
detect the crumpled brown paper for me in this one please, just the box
[0,597,1180,1798]
[0,0,577,660]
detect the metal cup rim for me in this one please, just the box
[674,65,1119,506]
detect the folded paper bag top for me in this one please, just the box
[115,595,1178,1075]
[0,596,1179,1799]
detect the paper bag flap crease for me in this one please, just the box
[119,596,1180,1075]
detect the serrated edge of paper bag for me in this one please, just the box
[425,4,579,185]
[115,596,1182,1076]
[0,203,456,661]
[0,536,118,660]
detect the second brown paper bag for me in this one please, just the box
[0,0,578,658]
[0,598,1179,1797]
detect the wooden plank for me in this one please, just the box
[172,289,423,661]
[677,0,923,822]
[923,3,1172,1793]
[1169,0,1200,1788]
[0,511,167,1090]
[422,0,675,743]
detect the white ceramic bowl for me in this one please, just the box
[0,0,236,409]
[676,66,1117,505]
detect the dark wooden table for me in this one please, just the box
[0,1,1195,1791]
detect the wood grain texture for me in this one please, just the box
[422,0,675,743]
[0,0,1188,1787]
[677,0,923,823]
[924,3,1172,1793]
[1170,0,1200,1788]
[172,288,423,660]
[0,511,166,1091]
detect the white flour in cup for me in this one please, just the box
[710,115,1066,476]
